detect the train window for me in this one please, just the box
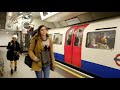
[86,30,116,50]
[66,29,73,45]
[53,33,63,45]
[74,29,83,46]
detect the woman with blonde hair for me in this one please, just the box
[7,35,22,75]
[98,36,110,49]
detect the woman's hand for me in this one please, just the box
[10,40,13,46]
[34,56,40,62]
[10,42,13,46]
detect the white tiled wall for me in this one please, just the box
[0,31,15,46]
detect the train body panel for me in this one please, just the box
[48,16,120,78]
[81,16,120,77]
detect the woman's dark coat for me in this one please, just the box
[7,40,21,60]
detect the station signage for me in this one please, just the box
[65,17,80,25]
[114,54,120,67]
[40,12,59,20]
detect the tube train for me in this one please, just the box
[48,16,120,78]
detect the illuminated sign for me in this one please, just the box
[66,17,80,25]
[40,12,59,20]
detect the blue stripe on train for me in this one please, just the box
[54,52,120,78]
[81,60,120,78]
[54,52,64,62]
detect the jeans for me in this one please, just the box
[35,65,50,78]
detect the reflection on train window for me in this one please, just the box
[48,34,52,40]
[66,29,73,45]
[53,33,63,45]
[74,29,83,46]
[86,30,116,50]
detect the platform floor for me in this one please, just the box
[0,47,65,78]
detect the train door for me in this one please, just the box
[64,24,89,67]
[72,24,89,67]
[72,28,83,67]
[64,26,78,64]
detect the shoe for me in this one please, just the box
[11,69,13,75]
[15,67,17,71]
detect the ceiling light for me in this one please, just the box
[8,12,13,16]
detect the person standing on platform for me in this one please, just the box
[7,35,22,75]
[28,25,56,78]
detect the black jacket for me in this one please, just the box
[7,40,21,60]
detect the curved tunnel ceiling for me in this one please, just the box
[44,12,87,22]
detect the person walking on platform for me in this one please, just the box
[7,35,22,75]
[28,25,56,78]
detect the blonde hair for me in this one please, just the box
[101,37,107,44]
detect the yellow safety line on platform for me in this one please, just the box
[56,64,85,78]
